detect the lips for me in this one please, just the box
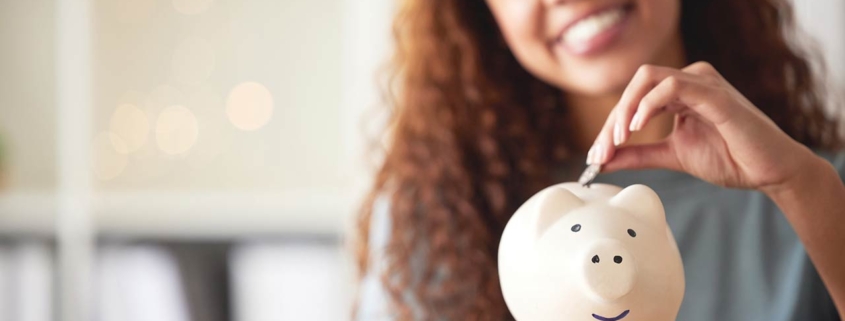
[592,309,630,321]
[553,2,634,55]
[561,6,627,44]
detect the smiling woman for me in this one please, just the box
[354,0,844,320]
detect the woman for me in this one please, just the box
[355,0,845,320]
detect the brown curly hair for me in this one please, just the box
[354,0,842,319]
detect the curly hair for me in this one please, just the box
[354,0,842,319]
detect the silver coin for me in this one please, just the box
[578,163,602,187]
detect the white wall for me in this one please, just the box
[92,0,346,191]
[794,0,845,87]
[0,1,57,191]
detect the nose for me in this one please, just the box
[580,240,636,302]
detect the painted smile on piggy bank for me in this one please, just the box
[498,183,684,321]
[592,309,630,321]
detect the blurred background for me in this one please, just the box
[0,0,842,320]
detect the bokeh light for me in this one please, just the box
[173,0,213,15]
[226,82,274,131]
[145,85,186,128]
[155,105,199,155]
[109,103,150,154]
[171,38,216,85]
[93,132,129,180]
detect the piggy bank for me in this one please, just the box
[498,183,684,321]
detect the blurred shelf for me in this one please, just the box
[94,189,360,240]
[0,189,362,240]
[0,192,57,237]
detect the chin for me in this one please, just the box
[556,60,641,97]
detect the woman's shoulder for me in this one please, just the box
[355,195,394,320]
[356,194,426,320]
[368,194,393,249]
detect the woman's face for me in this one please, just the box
[485,0,683,97]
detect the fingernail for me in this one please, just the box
[586,145,595,164]
[613,123,623,146]
[595,144,605,164]
[630,114,641,132]
[589,144,603,164]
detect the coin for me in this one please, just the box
[578,163,602,187]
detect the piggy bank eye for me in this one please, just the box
[627,229,637,237]
[571,224,581,232]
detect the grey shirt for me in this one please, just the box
[358,150,845,320]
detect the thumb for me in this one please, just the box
[602,141,681,173]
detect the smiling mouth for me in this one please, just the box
[592,310,630,321]
[552,2,635,56]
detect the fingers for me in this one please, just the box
[589,65,684,165]
[683,61,720,78]
[590,61,743,166]
[601,140,681,173]
[630,76,687,132]
[587,109,617,165]
[612,65,680,146]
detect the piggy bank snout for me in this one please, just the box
[580,240,636,302]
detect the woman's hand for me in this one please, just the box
[592,61,845,316]
[589,61,820,192]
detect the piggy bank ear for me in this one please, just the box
[609,184,666,228]
[532,186,584,237]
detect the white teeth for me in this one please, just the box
[562,7,626,44]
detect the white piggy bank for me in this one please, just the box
[498,183,684,321]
